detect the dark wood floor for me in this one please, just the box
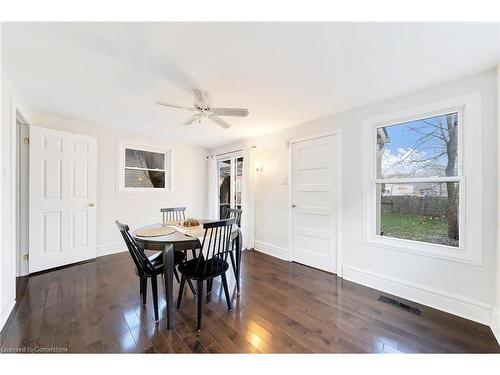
[1,250,498,353]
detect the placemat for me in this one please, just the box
[180,228,206,238]
[164,220,181,226]
[135,225,177,237]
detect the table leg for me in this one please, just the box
[163,243,174,329]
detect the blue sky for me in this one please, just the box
[379,113,457,178]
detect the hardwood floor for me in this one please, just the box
[1,250,498,353]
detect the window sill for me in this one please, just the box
[117,187,172,193]
[363,235,481,266]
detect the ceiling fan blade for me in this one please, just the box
[155,100,195,111]
[182,114,201,126]
[193,88,211,108]
[211,108,249,117]
[193,88,205,107]
[208,114,231,129]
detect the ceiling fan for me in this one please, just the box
[155,89,249,129]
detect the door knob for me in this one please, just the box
[291,204,296,208]
[88,202,95,207]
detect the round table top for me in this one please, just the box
[132,220,240,252]
[132,220,213,246]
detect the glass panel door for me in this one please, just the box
[217,155,244,219]
[218,159,231,219]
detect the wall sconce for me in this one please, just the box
[254,160,264,173]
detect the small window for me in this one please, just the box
[118,142,171,191]
[375,112,461,247]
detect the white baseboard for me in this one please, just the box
[96,242,126,258]
[491,307,500,344]
[343,264,492,325]
[0,292,16,332]
[254,240,289,261]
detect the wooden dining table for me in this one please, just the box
[132,220,240,329]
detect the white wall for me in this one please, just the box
[32,112,209,260]
[213,69,498,326]
[494,65,500,342]
[0,68,32,331]
[1,27,4,332]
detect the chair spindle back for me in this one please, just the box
[115,220,154,275]
[224,208,242,228]
[160,207,186,222]
[194,218,235,278]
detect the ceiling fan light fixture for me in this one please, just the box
[156,89,248,129]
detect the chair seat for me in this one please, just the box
[135,250,186,276]
[178,257,229,280]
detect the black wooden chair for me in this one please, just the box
[115,221,178,321]
[208,208,243,294]
[160,206,186,222]
[115,220,196,321]
[176,218,236,331]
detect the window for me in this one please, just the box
[118,142,171,191]
[376,112,461,247]
[363,93,482,264]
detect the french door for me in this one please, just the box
[217,155,243,219]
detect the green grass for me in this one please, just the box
[380,213,451,245]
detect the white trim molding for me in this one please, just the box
[494,64,500,345]
[343,264,492,325]
[0,290,16,332]
[254,240,289,261]
[3,85,32,332]
[116,139,172,193]
[362,93,483,265]
[492,307,500,344]
[96,242,126,258]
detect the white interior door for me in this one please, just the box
[291,135,339,273]
[29,126,97,273]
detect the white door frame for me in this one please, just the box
[288,130,343,276]
[10,98,32,277]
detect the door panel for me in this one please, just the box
[297,234,330,255]
[43,158,62,199]
[30,126,97,273]
[291,135,339,273]
[296,190,331,208]
[297,167,331,185]
[42,212,62,253]
[42,134,62,152]
[71,210,88,248]
[72,160,88,198]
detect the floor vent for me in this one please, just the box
[378,295,422,316]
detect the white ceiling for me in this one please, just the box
[2,22,499,148]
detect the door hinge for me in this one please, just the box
[23,137,30,145]
[23,254,29,262]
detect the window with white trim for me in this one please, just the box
[118,142,171,191]
[363,93,483,264]
[375,111,461,247]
